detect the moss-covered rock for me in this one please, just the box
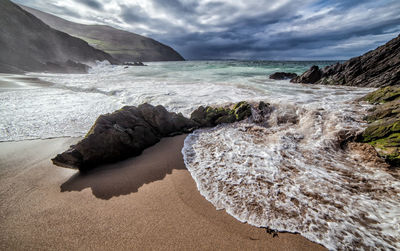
[365,99,400,122]
[362,86,400,104]
[54,101,257,171]
[358,86,400,166]
[190,101,252,127]
[233,101,252,120]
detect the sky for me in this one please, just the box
[14,0,400,60]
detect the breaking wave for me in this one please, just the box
[182,102,400,250]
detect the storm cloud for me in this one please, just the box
[14,0,400,60]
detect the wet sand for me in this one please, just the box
[0,73,53,90]
[0,135,326,250]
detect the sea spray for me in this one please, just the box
[182,102,400,250]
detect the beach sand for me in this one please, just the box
[0,135,326,250]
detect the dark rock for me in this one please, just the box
[190,101,252,127]
[258,101,269,111]
[290,65,322,84]
[52,104,198,172]
[53,101,254,171]
[269,72,298,80]
[358,86,400,166]
[233,101,252,120]
[292,34,400,87]
[124,62,146,66]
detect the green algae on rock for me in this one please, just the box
[359,86,400,166]
[362,86,400,104]
[190,101,252,127]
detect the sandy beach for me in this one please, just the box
[0,135,325,250]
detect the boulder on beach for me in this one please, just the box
[291,33,400,87]
[52,101,254,171]
[269,72,298,80]
[52,104,198,171]
[358,86,400,166]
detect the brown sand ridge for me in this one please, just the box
[0,135,325,250]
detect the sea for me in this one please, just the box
[1,60,399,250]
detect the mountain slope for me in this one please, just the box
[292,34,400,87]
[20,5,185,62]
[0,0,118,73]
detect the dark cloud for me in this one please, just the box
[151,0,199,17]
[120,5,148,23]
[80,0,103,10]
[13,0,400,60]
[151,0,400,60]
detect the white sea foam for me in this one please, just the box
[182,102,400,250]
[2,61,399,249]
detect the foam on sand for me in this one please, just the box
[183,103,400,250]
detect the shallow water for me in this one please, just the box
[0,60,358,141]
[182,103,400,250]
[1,61,399,250]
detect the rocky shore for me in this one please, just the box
[289,33,400,167]
[291,34,400,87]
[269,72,298,80]
[52,101,256,171]
[357,86,400,166]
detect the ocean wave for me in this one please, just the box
[50,84,121,96]
[182,102,400,250]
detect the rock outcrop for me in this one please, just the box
[191,101,252,127]
[291,34,400,87]
[53,102,253,171]
[290,66,321,84]
[0,0,119,74]
[269,72,298,80]
[52,104,198,172]
[357,86,400,166]
[124,62,146,66]
[20,4,185,62]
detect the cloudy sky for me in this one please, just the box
[14,0,400,60]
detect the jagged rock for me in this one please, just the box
[290,65,322,84]
[53,101,254,171]
[190,101,252,127]
[292,34,400,87]
[124,62,146,66]
[358,86,400,166]
[269,72,298,80]
[52,104,198,171]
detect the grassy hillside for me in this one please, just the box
[20,5,185,62]
[0,0,118,73]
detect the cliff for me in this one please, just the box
[0,0,118,73]
[20,5,185,62]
